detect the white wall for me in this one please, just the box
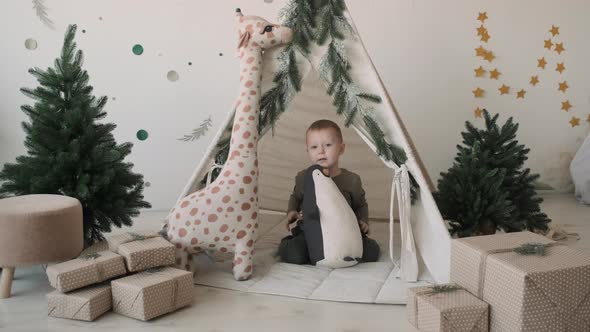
[1,0,589,211]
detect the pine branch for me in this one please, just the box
[32,0,55,30]
[177,116,212,142]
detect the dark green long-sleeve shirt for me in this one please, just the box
[287,168,369,223]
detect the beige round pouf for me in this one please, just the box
[0,194,83,298]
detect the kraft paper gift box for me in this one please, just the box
[107,232,175,272]
[111,267,193,321]
[407,285,489,332]
[46,250,126,293]
[451,231,590,332]
[47,283,112,321]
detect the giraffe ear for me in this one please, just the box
[237,31,251,50]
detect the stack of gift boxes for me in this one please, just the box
[46,232,194,322]
[407,231,590,332]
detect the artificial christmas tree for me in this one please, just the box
[435,110,550,237]
[0,25,150,246]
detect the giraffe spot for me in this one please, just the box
[223,236,230,241]
[239,117,244,122]
[253,186,258,194]
[239,162,244,168]
[243,176,252,184]
[206,199,212,205]
[222,196,231,203]
[233,124,241,132]
[204,228,210,235]
[239,144,244,149]
[242,131,251,139]
[209,244,216,248]
[220,224,229,233]
[242,203,251,211]
[224,170,232,177]
[190,208,198,216]
[254,224,259,229]
[237,216,243,222]
[227,207,234,212]
[250,170,255,176]
[247,240,254,247]
[248,143,254,148]
[175,213,181,219]
[252,66,258,71]
[239,189,245,194]
[194,220,201,225]
[247,224,252,229]
[211,187,220,194]
[178,228,187,237]
[190,195,196,199]
[249,197,254,202]
[217,207,223,213]
[241,92,246,96]
[246,57,255,64]
[251,212,258,219]
[229,180,236,185]
[248,116,255,121]
[231,151,241,158]
[271,40,276,45]
[237,230,247,239]
[245,265,252,273]
[219,181,225,185]
[199,192,205,197]
[245,80,253,88]
[250,90,257,95]
[252,42,259,47]
[208,214,218,222]
[185,221,191,227]
[191,238,198,245]
[243,105,252,112]
[180,201,189,208]
[220,247,228,253]
[254,159,258,167]
[175,243,182,249]
[235,257,243,265]
[214,237,220,242]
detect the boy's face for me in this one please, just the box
[306,128,345,169]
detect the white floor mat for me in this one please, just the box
[192,213,433,304]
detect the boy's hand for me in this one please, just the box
[286,211,302,230]
[359,221,369,234]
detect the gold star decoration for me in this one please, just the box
[530,75,540,86]
[483,51,496,62]
[499,84,510,95]
[474,107,483,118]
[473,87,485,98]
[537,57,547,69]
[544,39,553,50]
[516,89,526,99]
[555,62,566,74]
[474,66,486,77]
[480,32,490,43]
[477,12,488,23]
[475,46,488,57]
[558,81,569,93]
[489,68,501,79]
[569,116,580,127]
[477,25,487,36]
[550,25,560,37]
[555,42,565,54]
[561,100,572,112]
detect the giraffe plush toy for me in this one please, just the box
[165,9,293,281]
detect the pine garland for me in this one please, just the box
[209,0,415,199]
[178,116,212,142]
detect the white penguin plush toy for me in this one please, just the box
[302,164,363,268]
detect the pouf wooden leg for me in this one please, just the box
[0,267,15,299]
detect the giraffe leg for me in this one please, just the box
[232,238,254,281]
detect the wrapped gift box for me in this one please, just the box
[111,267,193,321]
[407,285,489,332]
[107,232,175,272]
[47,283,112,321]
[46,251,126,293]
[451,231,590,332]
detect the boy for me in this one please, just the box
[278,119,380,264]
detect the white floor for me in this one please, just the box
[1,194,589,332]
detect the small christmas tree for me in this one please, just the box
[0,25,151,245]
[435,110,550,237]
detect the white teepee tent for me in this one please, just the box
[175,6,451,283]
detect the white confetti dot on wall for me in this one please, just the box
[25,38,38,50]
[167,70,179,82]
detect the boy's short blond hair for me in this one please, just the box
[306,119,343,143]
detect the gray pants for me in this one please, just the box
[278,224,380,265]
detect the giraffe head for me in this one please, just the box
[235,8,293,55]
